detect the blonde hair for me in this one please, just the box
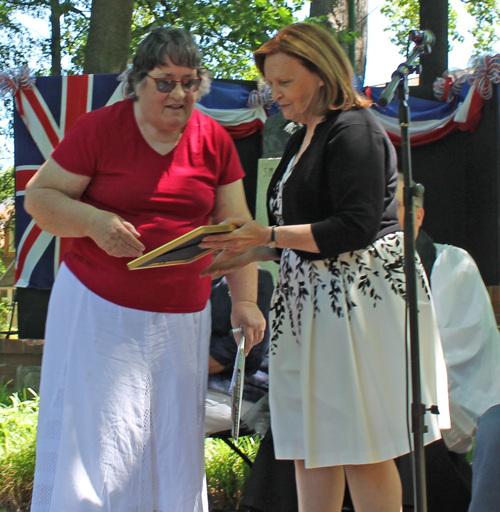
[254,23,371,114]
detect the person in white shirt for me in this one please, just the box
[397,174,500,512]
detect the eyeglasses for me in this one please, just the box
[146,75,201,94]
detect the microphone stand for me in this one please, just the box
[379,40,434,512]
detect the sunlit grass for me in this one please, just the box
[0,387,38,511]
[0,384,259,511]
[205,435,260,510]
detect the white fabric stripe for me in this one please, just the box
[86,74,94,112]
[53,237,60,278]
[17,219,39,257]
[32,85,61,138]
[59,76,69,136]
[59,75,94,134]
[17,88,58,160]
[15,164,41,171]
[454,84,475,123]
[106,81,126,106]
[370,108,456,137]
[15,224,54,287]
[195,103,267,125]
[370,88,474,138]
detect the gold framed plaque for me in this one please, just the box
[127,224,235,270]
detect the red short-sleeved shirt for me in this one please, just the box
[51,99,244,313]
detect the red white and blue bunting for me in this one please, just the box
[0,66,36,97]
[434,54,500,102]
[368,53,500,146]
[196,80,267,139]
[4,59,499,289]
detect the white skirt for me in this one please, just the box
[269,232,450,468]
[30,263,210,512]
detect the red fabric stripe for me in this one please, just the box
[21,88,60,149]
[14,91,24,116]
[223,119,264,139]
[385,87,484,147]
[65,75,90,133]
[15,168,38,192]
[15,224,43,284]
[387,120,460,147]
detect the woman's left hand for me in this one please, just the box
[199,218,271,254]
[231,300,266,356]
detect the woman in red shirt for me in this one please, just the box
[25,26,264,512]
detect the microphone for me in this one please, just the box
[409,29,435,47]
[377,29,435,107]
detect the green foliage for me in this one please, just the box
[0,166,14,204]
[0,391,260,511]
[1,0,90,75]
[0,166,15,264]
[0,0,305,165]
[466,440,475,465]
[0,0,295,174]
[0,1,49,71]
[0,0,304,79]
[0,298,13,333]
[128,0,304,79]
[380,0,499,56]
[59,1,92,74]
[0,381,14,405]
[464,0,500,53]
[305,14,361,47]
[0,389,38,510]
[205,435,260,509]
[380,0,421,53]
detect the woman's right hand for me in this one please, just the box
[25,158,145,258]
[86,210,145,258]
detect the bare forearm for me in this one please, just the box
[271,224,320,253]
[226,262,259,305]
[25,187,144,258]
[201,219,319,254]
[25,188,98,238]
[226,262,266,352]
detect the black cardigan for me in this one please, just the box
[266,108,400,261]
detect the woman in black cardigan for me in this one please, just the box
[201,23,448,512]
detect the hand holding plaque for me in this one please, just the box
[127,224,236,270]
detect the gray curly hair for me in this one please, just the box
[125,26,211,100]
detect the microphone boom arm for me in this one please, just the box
[378,43,432,107]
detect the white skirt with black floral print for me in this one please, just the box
[269,232,450,468]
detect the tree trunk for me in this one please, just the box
[49,0,62,76]
[309,0,368,80]
[419,0,448,93]
[83,0,135,74]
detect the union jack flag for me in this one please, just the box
[14,74,126,289]
[13,73,266,290]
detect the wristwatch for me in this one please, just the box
[268,225,277,249]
